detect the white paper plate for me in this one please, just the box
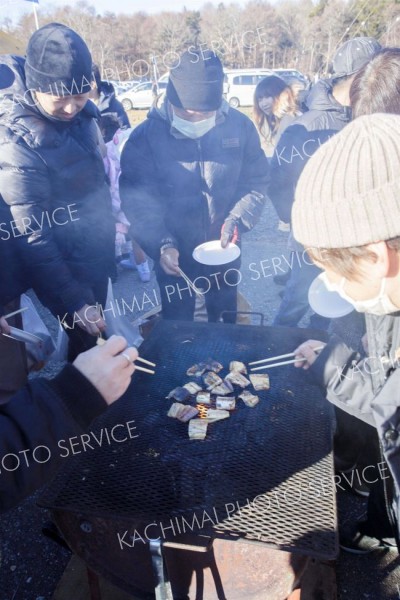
[308,274,354,319]
[192,240,241,265]
[5,326,42,344]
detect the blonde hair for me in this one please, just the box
[253,76,298,142]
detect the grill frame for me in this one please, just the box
[40,321,337,564]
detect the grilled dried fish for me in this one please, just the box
[215,396,236,411]
[203,371,223,390]
[186,362,207,377]
[225,371,250,388]
[183,382,203,395]
[249,374,270,391]
[239,390,259,408]
[204,358,224,373]
[196,391,211,405]
[211,381,234,395]
[188,420,208,440]
[203,409,230,422]
[168,403,199,422]
[166,387,191,402]
[229,361,247,374]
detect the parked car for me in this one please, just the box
[117,81,168,110]
[223,69,273,108]
[271,69,308,89]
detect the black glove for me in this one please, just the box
[220,217,239,248]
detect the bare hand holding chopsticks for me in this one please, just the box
[97,335,156,375]
[292,340,326,370]
[249,341,326,371]
[0,316,11,335]
[159,247,203,297]
[160,247,181,276]
[0,306,29,336]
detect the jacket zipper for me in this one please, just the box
[196,138,208,243]
[366,315,399,545]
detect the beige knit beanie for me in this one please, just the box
[292,113,400,249]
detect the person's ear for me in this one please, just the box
[364,241,392,278]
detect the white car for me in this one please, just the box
[118,81,168,110]
[224,69,273,108]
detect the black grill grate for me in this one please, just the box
[41,321,337,559]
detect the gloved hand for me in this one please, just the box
[220,218,239,248]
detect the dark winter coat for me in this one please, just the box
[311,312,400,547]
[0,56,115,317]
[0,364,107,512]
[119,100,269,264]
[97,80,130,128]
[268,79,351,223]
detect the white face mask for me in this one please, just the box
[321,273,399,315]
[172,112,216,139]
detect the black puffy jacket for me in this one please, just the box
[0,56,115,316]
[0,364,107,513]
[119,100,269,263]
[268,79,351,223]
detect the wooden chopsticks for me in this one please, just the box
[177,268,203,297]
[2,306,29,320]
[249,345,325,372]
[134,364,156,375]
[96,336,156,375]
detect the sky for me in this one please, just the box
[1,0,248,25]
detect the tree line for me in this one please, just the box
[2,0,400,80]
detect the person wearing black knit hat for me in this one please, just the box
[166,50,224,111]
[0,23,116,372]
[120,49,269,323]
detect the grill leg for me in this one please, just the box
[86,567,102,600]
[150,540,174,600]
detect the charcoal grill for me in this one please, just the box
[40,321,337,599]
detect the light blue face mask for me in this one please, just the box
[172,111,216,139]
[321,273,398,315]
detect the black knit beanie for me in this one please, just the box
[166,49,224,111]
[25,23,93,96]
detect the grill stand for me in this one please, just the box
[43,321,337,600]
[87,567,102,600]
[150,540,173,600]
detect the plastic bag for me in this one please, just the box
[20,294,56,370]
[103,279,144,347]
[52,327,69,363]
